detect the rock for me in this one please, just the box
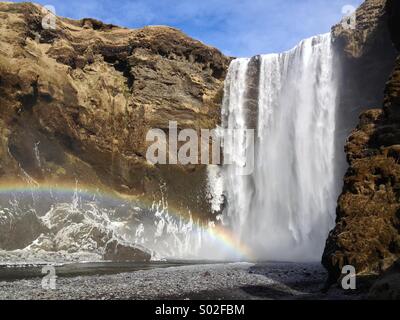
[24,234,55,252]
[332,0,391,58]
[53,223,111,253]
[0,2,229,218]
[0,201,152,260]
[103,239,151,262]
[0,209,49,250]
[386,0,400,50]
[323,0,400,284]
[368,259,400,299]
[332,0,398,159]
[41,203,114,254]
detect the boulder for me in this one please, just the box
[368,260,400,299]
[0,209,48,250]
[103,239,151,262]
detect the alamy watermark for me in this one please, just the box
[146,122,255,175]
[341,265,356,290]
[41,5,57,30]
[32,5,57,43]
[41,265,57,290]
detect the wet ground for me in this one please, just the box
[0,261,204,281]
[0,261,367,300]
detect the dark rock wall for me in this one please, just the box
[323,0,400,282]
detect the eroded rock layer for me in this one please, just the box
[0,2,229,218]
[323,0,400,282]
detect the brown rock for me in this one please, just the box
[0,2,230,218]
[332,0,397,163]
[103,239,151,262]
[332,0,390,59]
[323,0,400,284]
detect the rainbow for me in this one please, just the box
[0,180,254,260]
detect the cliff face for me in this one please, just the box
[332,0,397,161]
[0,2,229,217]
[323,0,400,281]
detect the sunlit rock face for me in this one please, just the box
[0,2,230,218]
[323,0,400,282]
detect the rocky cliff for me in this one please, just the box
[323,0,400,283]
[0,2,229,219]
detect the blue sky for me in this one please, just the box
[14,0,363,57]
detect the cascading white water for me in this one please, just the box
[220,33,338,261]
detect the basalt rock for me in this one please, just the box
[368,259,400,299]
[332,0,397,161]
[0,209,49,250]
[103,238,151,262]
[0,2,230,218]
[323,0,400,283]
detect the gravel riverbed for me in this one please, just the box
[0,262,366,300]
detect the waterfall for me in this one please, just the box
[220,33,338,261]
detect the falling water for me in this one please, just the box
[219,34,338,261]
